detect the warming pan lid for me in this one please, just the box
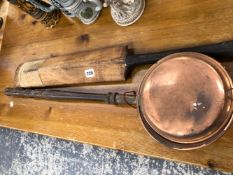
[138,52,233,149]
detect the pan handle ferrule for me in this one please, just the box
[106,92,137,107]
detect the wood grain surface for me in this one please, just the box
[1,0,233,172]
[0,0,9,51]
[15,46,126,87]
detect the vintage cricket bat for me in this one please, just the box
[15,41,233,87]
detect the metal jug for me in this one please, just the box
[50,0,102,24]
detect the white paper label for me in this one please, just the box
[85,68,95,78]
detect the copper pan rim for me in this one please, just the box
[137,52,233,150]
[139,106,233,150]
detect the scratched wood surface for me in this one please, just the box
[1,0,233,172]
[0,0,9,51]
[15,46,127,87]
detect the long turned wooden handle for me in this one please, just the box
[15,46,127,87]
[4,88,136,105]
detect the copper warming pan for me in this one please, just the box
[4,52,233,150]
[137,52,233,150]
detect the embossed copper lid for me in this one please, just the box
[137,52,233,150]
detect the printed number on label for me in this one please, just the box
[85,69,95,78]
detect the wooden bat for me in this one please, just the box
[15,41,233,87]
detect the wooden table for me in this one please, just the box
[1,0,233,172]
